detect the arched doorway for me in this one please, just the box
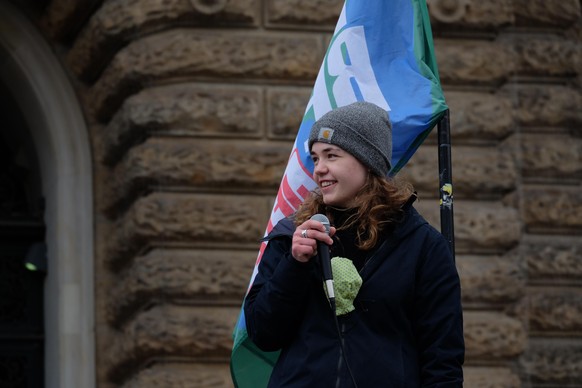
[0,2,95,387]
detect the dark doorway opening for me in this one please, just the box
[0,80,45,388]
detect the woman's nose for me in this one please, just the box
[313,161,327,175]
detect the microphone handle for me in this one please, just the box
[318,241,335,303]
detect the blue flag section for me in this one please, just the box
[231,1,447,386]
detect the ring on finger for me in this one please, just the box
[301,229,308,238]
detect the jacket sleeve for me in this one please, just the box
[414,226,465,387]
[244,236,315,352]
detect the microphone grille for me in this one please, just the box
[310,214,330,234]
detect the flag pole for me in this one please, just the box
[437,109,455,261]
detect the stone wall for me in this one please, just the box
[36,0,582,386]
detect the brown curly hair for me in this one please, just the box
[294,172,415,250]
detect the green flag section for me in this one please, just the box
[229,338,279,387]
[231,1,447,386]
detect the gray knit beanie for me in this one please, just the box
[309,101,392,176]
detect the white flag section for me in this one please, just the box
[231,1,447,386]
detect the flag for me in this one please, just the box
[230,0,447,386]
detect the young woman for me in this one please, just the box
[244,102,464,387]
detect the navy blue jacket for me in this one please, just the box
[244,205,464,387]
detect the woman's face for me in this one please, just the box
[311,142,368,208]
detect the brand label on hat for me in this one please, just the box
[317,127,334,143]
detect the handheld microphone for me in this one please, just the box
[310,214,335,310]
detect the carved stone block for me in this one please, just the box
[508,35,581,77]
[266,87,312,139]
[524,237,582,280]
[521,134,582,182]
[435,40,514,85]
[429,0,514,30]
[415,200,521,253]
[463,366,521,388]
[526,289,582,333]
[506,84,582,128]
[106,138,288,211]
[405,143,517,198]
[444,91,515,142]
[107,192,269,266]
[464,311,527,359]
[121,363,232,388]
[103,84,263,164]
[457,253,525,304]
[266,0,343,27]
[430,0,582,31]
[67,0,260,80]
[105,305,238,383]
[522,187,582,233]
[108,248,257,325]
[519,340,582,384]
[513,0,581,27]
[89,30,324,121]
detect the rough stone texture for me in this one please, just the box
[444,91,515,143]
[68,0,260,80]
[39,0,93,40]
[106,138,289,211]
[429,0,514,30]
[526,289,582,333]
[521,134,582,182]
[122,363,232,388]
[438,35,581,84]
[101,84,313,156]
[266,87,312,139]
[513,0,582,27]
[519,340,582,385]
[509,84,582,128]
[106,305,238,383]
[508,35,582,78]
[568,17,582,44]
[524,237,582,281]
[462,366,521,388]
[103,84,263,165]
[416,200,521,253]
[457,253,525,304]
[522,187,582,233]
[106,192,270,267]
[436,39,515,85]
[266,0,343,27]
[405,143,517,198]
[430,0,581,30]
[88,30,325,121]
[464,311,527,359]
[108,248,256,325]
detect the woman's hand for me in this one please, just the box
[292,220,336,263]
